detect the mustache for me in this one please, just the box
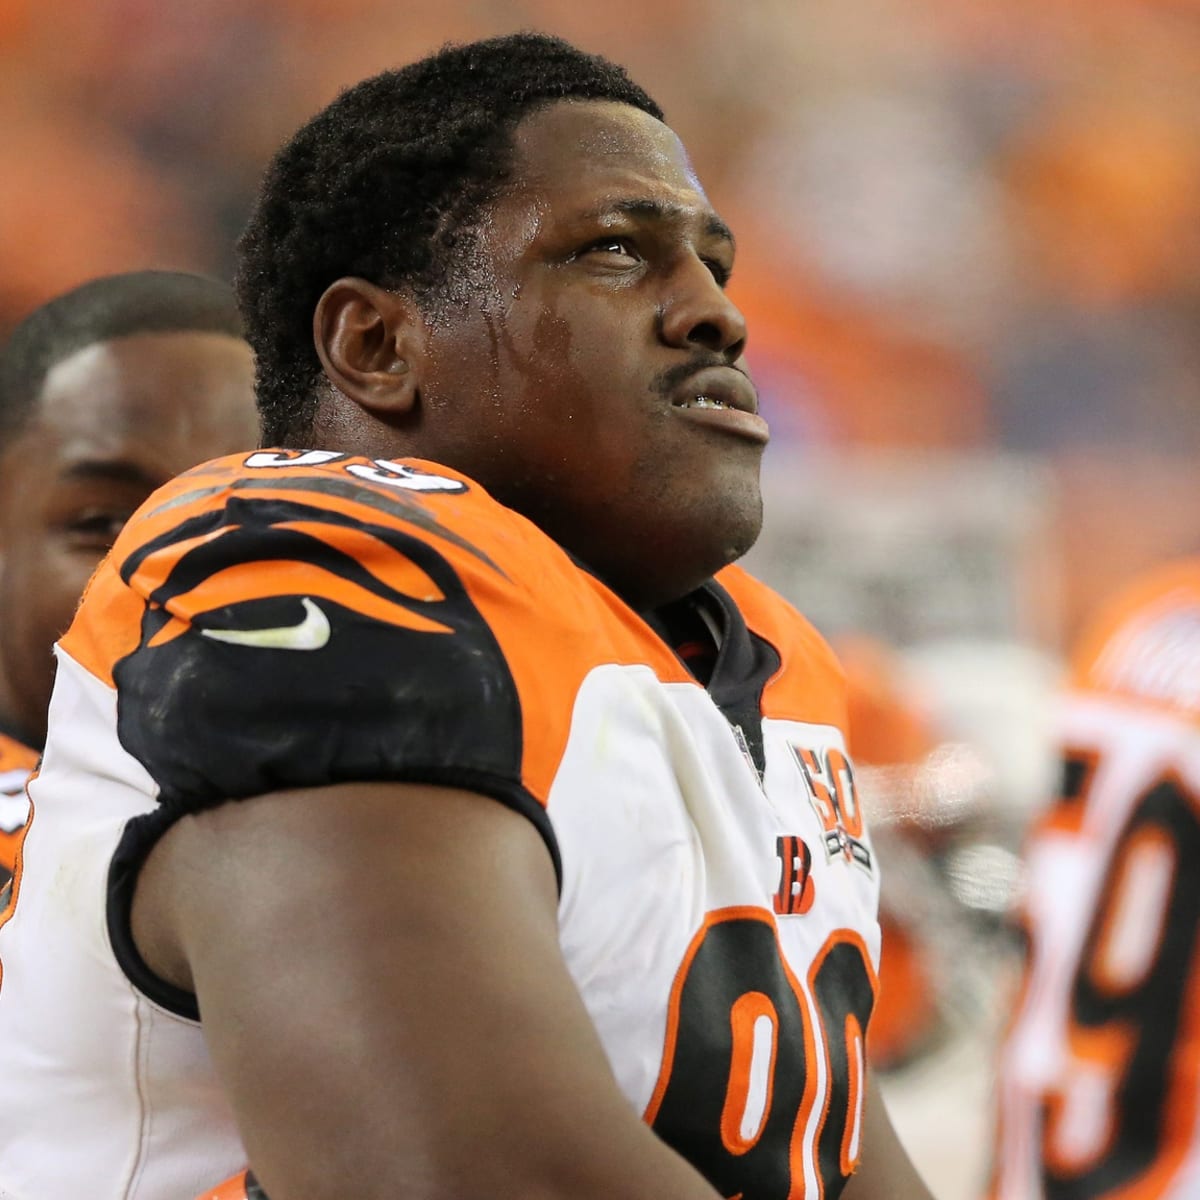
[651,356,749,399]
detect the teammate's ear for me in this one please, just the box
[314,278,424,419]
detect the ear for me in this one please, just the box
[313,278,424,419]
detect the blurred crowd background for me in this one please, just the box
[4,1,1198,1195]
[4,0,1199,648]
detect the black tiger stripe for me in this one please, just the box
[138,472,504,575]
[121,499,484,635]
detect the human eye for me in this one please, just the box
[703,257,732,288]
[574,236,641,266]
[62,508,134,551]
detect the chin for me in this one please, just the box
[628,495,764,608]
[707,474,764,564]
[720,504,764,566]
[699,518,762,583]
[518,456,764,608]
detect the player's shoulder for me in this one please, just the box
[1070,557,1200,719]
[716,563,847,730]
[62,448,588,692]
[110,448,559,578]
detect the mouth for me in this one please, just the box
[671,365,769,444]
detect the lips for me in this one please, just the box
[669,364,769,445]
[671,365,759,415]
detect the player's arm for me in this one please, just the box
[840,1070,937,1200]
[133,779,726,1200]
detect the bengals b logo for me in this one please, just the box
[773,835,815,915]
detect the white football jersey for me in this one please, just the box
[0,451,881,1199]
[992,561,1200,1200]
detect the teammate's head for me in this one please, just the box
[238,33,765,609]
[0,271,261,743]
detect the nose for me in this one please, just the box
[659,257,748,360]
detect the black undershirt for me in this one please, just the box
[643,581,781,779]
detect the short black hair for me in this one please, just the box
[236,31,664,446]
[0,270,243,450]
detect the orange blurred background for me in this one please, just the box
[8,6,1197,1193]
[3,0,1199,648]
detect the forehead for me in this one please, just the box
[504,99,716,227]
[21,330,256,468]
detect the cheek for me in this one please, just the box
[430,298,655,487]
[52,558,101,636]
[0,558,88,734]
[5,541,99,646]
[507,301,644,412]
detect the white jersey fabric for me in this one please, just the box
[992,561,1200,1200]
[0,451,880,1200]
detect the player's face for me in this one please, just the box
[0,330,258,743]
[417,100,766,608]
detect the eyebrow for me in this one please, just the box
[59,460,164,489]
[580,198,735,248]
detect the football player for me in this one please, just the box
[991,561,1200,1198]
[0,36,934,1200]
[0,270,259,889]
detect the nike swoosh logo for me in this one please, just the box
[201,596,331,651]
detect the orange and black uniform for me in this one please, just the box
[992,561,1200,1200]
[1,449,881,1199]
